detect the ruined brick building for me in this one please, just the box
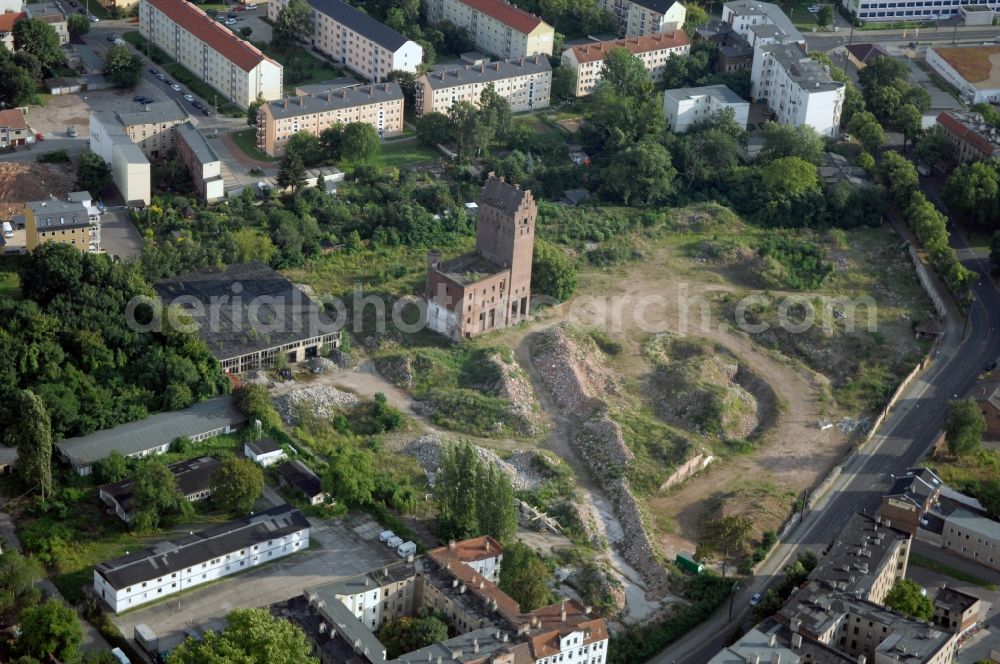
[425,174,536,340]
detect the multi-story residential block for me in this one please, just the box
[24,197,100,254]
[664,84,749,132]
[99,456,221,523]
[426,0,554,59]
[415,56,551,117]
[140,0,282,109]
[722,0,804,48]
[268,0,422,83]
[56,396,245,476]
[256,82,404,157]
[750,42,845,137]
[595,0,686,37]
[932,586,982,633]
[0,11,24,51]
[94,506,309,613]
[426,174,536,340]
[25,2,67,44]
[943,508,1000,571]
[154,263,343,373]
[305,563,417,635]
[927,46,1000,104]
[90,101,188,204]
[841,0,990,23]
[695,19,754,73]
[560,31,690,97]
[0,109,30,148]
[878,466,943,535]
[441,536,503,583]
[175,122,224,203]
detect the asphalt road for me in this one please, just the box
[806,24,1000,50]
[654,199,1000,662]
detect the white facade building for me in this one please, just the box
[560,31,690,97]
[244,438,286,467]
[415,56,551,116]
[926,46,1000,104]
[94,507,309,613]
[89,113,152,206]
[595,0,687,37]
[722,0,804,48]
[842,0,990,22]
[750,43,845,137]
[269,0,422,82]
[664,84,750,132]
[139,0,283,109]
[426,0,555,59]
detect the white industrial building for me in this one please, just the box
[94,506,309,613]
[842,0,991,22]
[750,42,845,137]
[926,46,1000,104]
[664,84,750,132]
[244,437,286,467]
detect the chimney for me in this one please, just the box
[769,633,776,647]
[283,98,288,109]
[560,601,566,622]
[326,91,332,102]
[495,62,500,71]
[473,639,480,653]
[791,634,802,649]
[856,657,866,664]
[770,653,781,664]
[449,540,456,550]
[789,618,801,633]
[484,539,491,552]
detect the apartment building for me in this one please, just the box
[927,46,1000,104]
[841,0,991,22]
[932,586,982,633]
[560,31,690,97]
[596,0,686,37]
[878,466,943,535]
[256,82,404,157]
[664,84,749,132]
[175,122,224,203]
[25,2,67,44]
[306,563,417,634]
[722,0,804,48]
[440,536,503,583]
[269,0,422,83]
[750,42,845,137]
[90,101,188,205]
[24,198,100,253]
[426,0,554,59]
[0,11,23,51]
[0,108,30,148]
[415,56,551,117]
[943,508,1000,571]
[139,0,282,109]
[99,456,221,523]
[94,506,309,613]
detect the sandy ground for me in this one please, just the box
[0,161,77,219]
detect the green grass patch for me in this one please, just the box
[0,272,21,300]
[377,140,441,169]
[230,127,275,162]
[909,552,999,591]
[256,42,343,92]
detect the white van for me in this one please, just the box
[378,530,396,543]
[110,648,131,664]
[387,536,403,549]
[246,2,257,8]
[2,222,13,238]
[397,541,416,558]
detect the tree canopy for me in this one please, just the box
[76,153,113,195]
[376,614,448,659]
[167,608,317,664]
[695,515,753,578]
[212,456,264,515]
[6,390,53,499]
[883,578,933,621]
[945,398,986,457]
[17,599,83,664]
[104,44,143,89]
[272,0,312,50]
[499,542,553,611]
[130,459,194,531]
[12,19,63,75]
[436,440,518,543]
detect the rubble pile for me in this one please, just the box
[488,353,544,436]
[303,357,338,374]
[374,355,414,390]
[243,370,275,388]
[329,348,356,369]
[404,435,546,492]
[531,327,613,417]
[273,385,360,424]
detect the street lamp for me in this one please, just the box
[728,581,740,621]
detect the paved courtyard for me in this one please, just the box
[111,513,399,652]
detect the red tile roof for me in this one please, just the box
[458,0,547,35]
[427,546,522,623]
[568,30,690,64]
[0,11,25,32]
[145,0,276,72]
[527,599,608,659]
[439,535,504,562]
[0,109,29,130]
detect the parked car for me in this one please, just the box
[68,0,77,5]
[278,368,292,380]
[170,84,181,92]
[183,94,194,101]
[224,18,236,24]
[192,100,203,109]
[201,108,211,116]
[227,11,237,17]
[106,33,116,41]
[67,125,78,137]
[750,592,763,606]
[35,132,44,141]
[132,94,144,102]
[149,68,158,75]
[246,2,257,8]
[88,14,99,21]
[157,74,167,82]
[77,7,85,12]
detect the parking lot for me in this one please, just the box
[110,513,400,653]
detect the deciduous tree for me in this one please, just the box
[598,138,675,206]
[376,614,448,659]
[944,161,1000,227]
[696,515,753,578]
[340,122,381,162]
[67,13,89,37]
[212,457,264,515]
[276,150,307,192]
[884,578,933,621]
[6,390,52,500]
[247,95,265,126]
[168,608,317,664]
[499,542,553,610]
[324,444,375,506]
[272,0,312,51]
[532,239,576,302]
[94,450,129,484]
[945,398,986,457]
[104,44,143,88]
[75,153,113,195]
[131,459,192,531]
[893,103,923,148]
[12,19,63,74]
[17,599,82,664]
[759,122,824,164]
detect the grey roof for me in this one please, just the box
[277,460,323,498]
[628,0,683,15]
[436,250,507,286]
[946,508,1000,541]
[758,43,844,93]
[101,456,221,513]
[176,122,220,166]
[246,437,282,455]
[56,396,244,467]
[391,628,514,663]
[709,619,854,663]
[808,513,910,600]
[154,262,339,362]
[664,84,747,105]
[422,55,550,90]
[25,2,64,18]
[75,45,104,74]
[724,0,803,43]
[264,82,403,121]
[67,191,93,204]
[306,583,387,663]
[27,199,92,230]
[885,467,941,507]
[294,77,362,96]
[94,505,309,589]
[934,585,980,613]
[307,0,410,51]
[0,445,17,467]
[93,110,150,164]
[116,100,188,127]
